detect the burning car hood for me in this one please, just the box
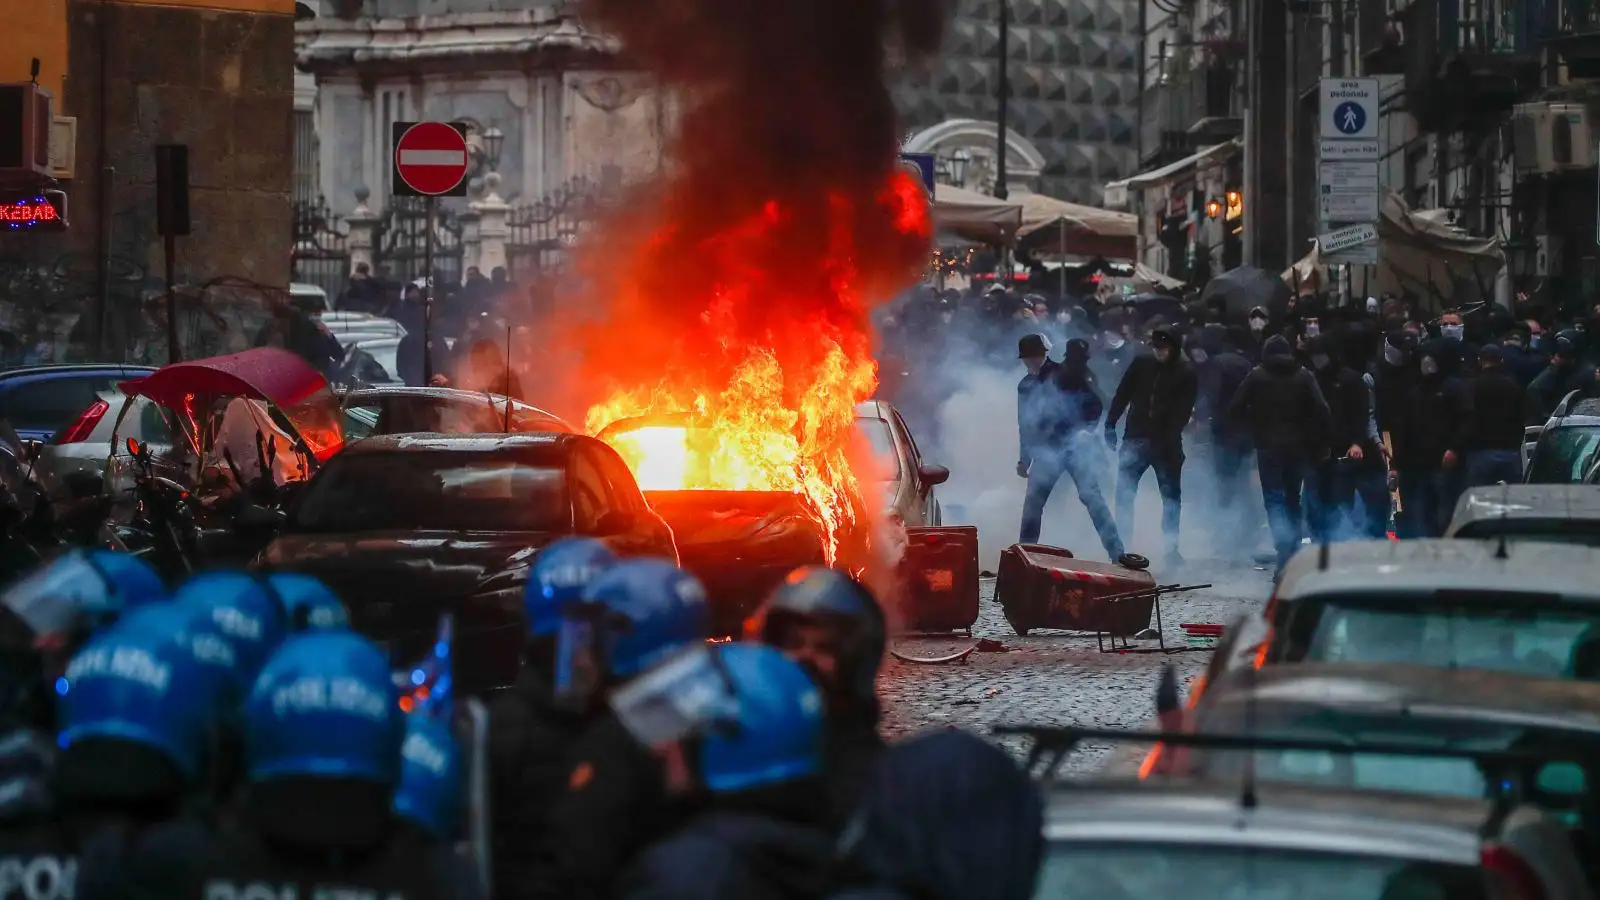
[644,490,821,548]
[258,530,553,595]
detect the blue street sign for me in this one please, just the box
[899,152,936,199]
[1332,101,1366,136]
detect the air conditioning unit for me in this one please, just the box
[0,83,53,180]
[1513,102,1596,174]
[1536,234,1564,277]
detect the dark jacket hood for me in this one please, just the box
[1260,335,1300,375]
[1198,324,1230,356]
[842,730,1043,900]
[626,810,839,900]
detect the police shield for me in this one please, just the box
[608,645,740,749]
[457,695,491,893]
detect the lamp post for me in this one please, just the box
[995,0,1010,201]
[483,126,505,175]
[950,148,972,189]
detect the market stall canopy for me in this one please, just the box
[1282,192,1504,313]
[1015,192,1138,260]
[932,184,1024,245]
[120,348,344,461]
[1133,263,1186,293]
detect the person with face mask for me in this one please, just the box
[1243,306,1272,362]
[1374,332,1417,464]
[487,538,617,900]
[744,567,885,830]
[1104,328,1197,567]
[1091,312,1137,387]
[1463,345,1536,487]
[1227,336,1333,572]
[1185,325,1257,560]
[1016,337,1133,565]
[1390,341,1473,538]
[1497,324,1548,387]
[1304,336,1375,543]
[1529,330,1599,418]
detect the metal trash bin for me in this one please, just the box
[895,525,980,634]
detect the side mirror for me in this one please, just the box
[125,436,146,460]
[595,510,634,536]
[917,463,950,487]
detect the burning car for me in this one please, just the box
[596,411,838,634]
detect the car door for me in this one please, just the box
[890,408,930,526]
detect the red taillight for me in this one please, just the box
[1481,844,1545,900]
[56,398,110,444]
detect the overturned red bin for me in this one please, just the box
[994,543,1157,637]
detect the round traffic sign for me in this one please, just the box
[1333,101,1366,136]
[394,122,469,196]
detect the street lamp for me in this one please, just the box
[483,126,505,173]
[950,148,972,188]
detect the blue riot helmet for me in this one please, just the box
[261,573,350,632]
[172,572,289,682]
[243,631,404,786]
[115,603,247,708]
[699,644,824,792]
[744,566,886,713]
[393,714,463,840]
[56,625,230,801]
[524,537,617,638]
[554,559,708,710]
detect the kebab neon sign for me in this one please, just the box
[0,190,68,231]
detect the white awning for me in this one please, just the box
[1104,139,1243,196]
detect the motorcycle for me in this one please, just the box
[115,436,200,580]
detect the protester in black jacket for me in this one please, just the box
[1016,336,1129,563]
[1105,328,1197,565]
[1305,336,1375,543]
[1463,345,1533,487]
[1228,335,1333,572]
[1391,340,1474,538]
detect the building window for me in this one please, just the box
[293,110,316,203]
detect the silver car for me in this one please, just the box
[37,390,181,490]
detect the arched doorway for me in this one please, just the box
[902,119,1047,195]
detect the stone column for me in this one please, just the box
[459,203,483,276]
[473,172,512,276]
[347,185,381,273]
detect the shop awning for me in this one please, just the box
[1103,139,1243,198]
[1014,191,1138,259]
[932,183,1024,245]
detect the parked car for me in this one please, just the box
[38,389,181,489]
[1526,393,1600,484]
[254,433,676,693]
[1188,538,1600,712]
[289,282,329,314]
[339,386,572,439]
[0,364,157,443]
[1445,484,1600,546]
[856,399,948,527]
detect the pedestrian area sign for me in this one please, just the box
[1318,76,1382,265]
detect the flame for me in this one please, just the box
[582,170,931,562]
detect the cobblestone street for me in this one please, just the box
[878,561,1270,772]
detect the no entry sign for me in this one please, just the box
[392,121,470,198]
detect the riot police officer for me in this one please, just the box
[487,537,617,900]
[59,620,239,900]
[0,551,171,900]
[616,643,835,900]
[546,558,711,900]
[190,630,472,900]
[744,566,884,829]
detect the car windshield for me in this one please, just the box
[1452,519,1600,546]
[1284,596,1600,680]
[855,417,900,479]
[1187,707,1591,814]
[293,451,570,533]
[1035,843,1487,899]
[1527,425,1600,483]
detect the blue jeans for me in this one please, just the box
[1115,438,1184,556]
[1465,449,1523,488]
[1257,447,1310,570]
[1396,469,1456,538]
[1020,432,1126,560]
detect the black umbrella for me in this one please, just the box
[1199,266,1293,319]
[1118,292,1185,323]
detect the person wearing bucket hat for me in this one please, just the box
[186,631,466,900]
[1016,335,1137,567]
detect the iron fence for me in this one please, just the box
[374,196,464,289]
[505,176,609,280]
[291,197,351,302]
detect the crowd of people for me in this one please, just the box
[880,278,1598,572]
[0,543,1044,900]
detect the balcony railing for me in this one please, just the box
[1436,0,1547,53]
